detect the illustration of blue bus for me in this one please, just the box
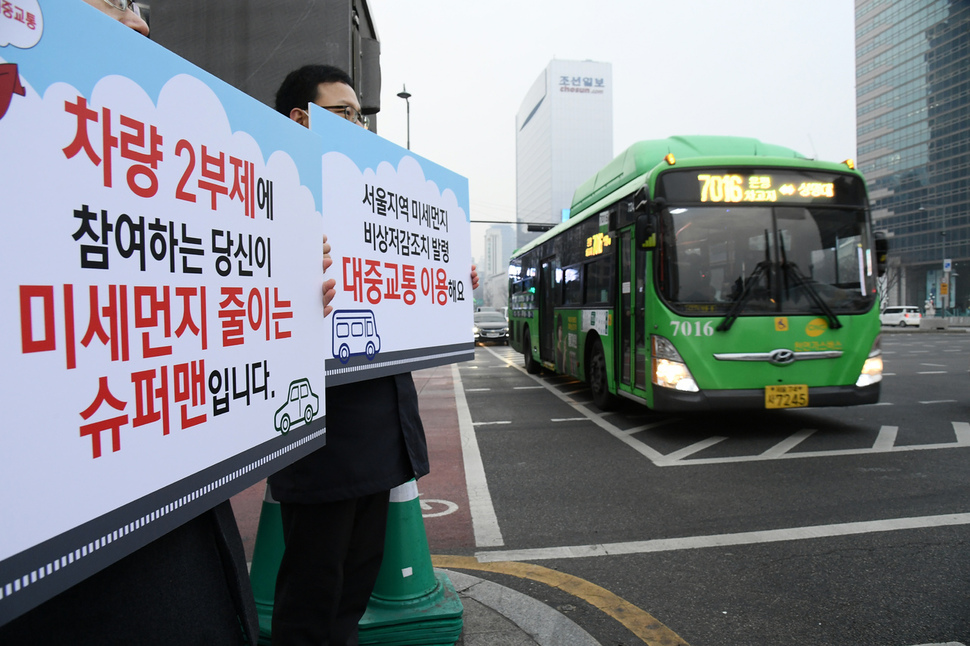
[274,378,319,434]
[332,309,381,364]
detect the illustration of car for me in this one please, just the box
[274,378,319,435]
[332,309,381,364]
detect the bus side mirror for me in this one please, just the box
[632,186,650,213]
[635,213,657,248]
[874,230,889,277]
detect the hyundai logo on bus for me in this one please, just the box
[769,349,796,365]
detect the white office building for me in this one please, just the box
[515,59,613,249]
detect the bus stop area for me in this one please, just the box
[230,364,602,646]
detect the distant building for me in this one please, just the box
[515,60,613,250]
[482,225,517,310]
[484,228,503,279]
[856,1,969,312]
[483,226,517,277]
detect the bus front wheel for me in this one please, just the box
[523,329,541,374]
[588,338,617,411]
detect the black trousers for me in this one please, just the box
[271,491,391,646]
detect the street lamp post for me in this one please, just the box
[397,84,411,150]
[941,230,948,317]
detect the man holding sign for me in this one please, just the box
[268,64,478,646]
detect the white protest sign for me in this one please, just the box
[0,0,326,623]
[310,105,474,385]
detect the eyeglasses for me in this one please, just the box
[320,104,370,129]
[101,0,140,14]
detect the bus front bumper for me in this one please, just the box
[650,383,881,412]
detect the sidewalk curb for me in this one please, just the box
[441,569,602,646]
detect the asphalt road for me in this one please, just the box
[439,331,970,646]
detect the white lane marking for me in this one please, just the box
[917,371,947,375]
[921,363,947,367]
[873,426,898,451]
[514,386,545,390]
[954,422,970,445]
[473,421,512,426]
[760,429,814,458]
[481,348,970,467]
[671,438,970,466]
[659,437,727,465]
[552,417,589,423]
[453,363,504,547]
[624,418,681,435]
[466,388,491,392]
[475,513,970,563]
[920,399,957,404]
[483,346,669,463]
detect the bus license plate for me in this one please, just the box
[765,385,808,409]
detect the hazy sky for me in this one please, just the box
[368,1,857,265]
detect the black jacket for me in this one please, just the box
[268,373,429,503]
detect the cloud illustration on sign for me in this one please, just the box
[0,0,43,49]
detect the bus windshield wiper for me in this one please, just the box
[716,260,770,332]
[781,261,842,330]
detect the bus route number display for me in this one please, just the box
[697,173,834,203]
[659,169,866,208]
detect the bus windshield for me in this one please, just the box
[658,204,877,319]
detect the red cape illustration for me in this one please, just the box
[0,63,27,121]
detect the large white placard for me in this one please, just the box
[311,105,474,385]
[0,1,331,624]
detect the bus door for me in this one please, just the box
[539,258,558,363]
[618,230,648,391]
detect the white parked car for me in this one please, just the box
[880,306,922,327]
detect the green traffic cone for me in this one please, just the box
[358,480,463,645]
[371,480,437,601]
[248,484,284,645]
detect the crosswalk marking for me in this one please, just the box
[474,346,970,466]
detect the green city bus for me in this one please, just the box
[508,136,887,411]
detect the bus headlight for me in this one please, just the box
[652,335,699,392]
[855,337,883,387]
